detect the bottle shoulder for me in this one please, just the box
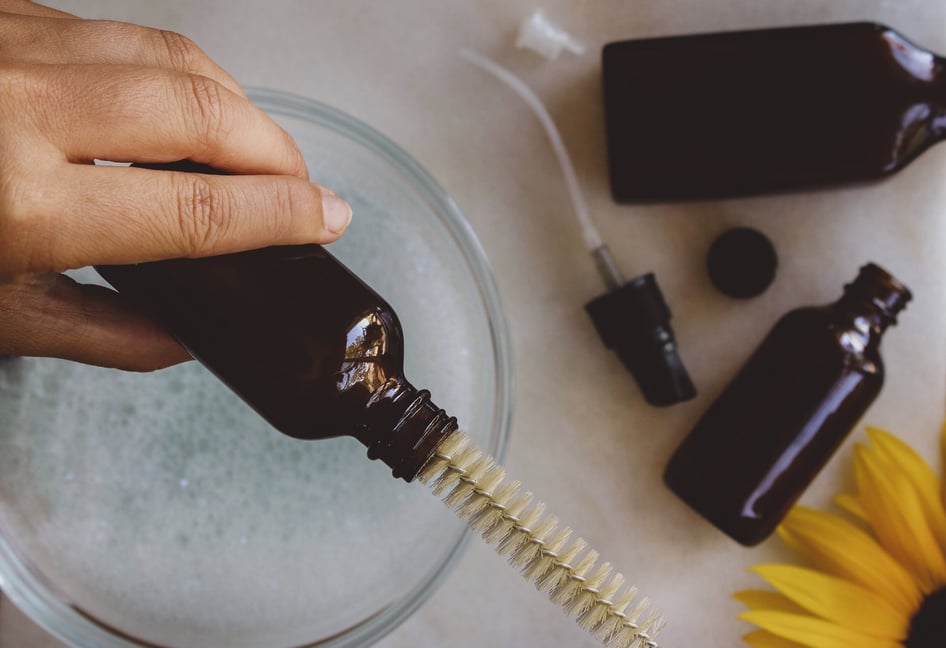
[771,305,832,331]
[763,304,883,368]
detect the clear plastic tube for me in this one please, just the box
[460,48,604,252]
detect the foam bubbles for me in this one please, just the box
[0,96,505,647]
[0,353,487,646]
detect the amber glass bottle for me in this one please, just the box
[664,264,911,545]
[97,164,457,482]
[603,22,946,201]
[98,245,456,481]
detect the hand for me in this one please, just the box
[0,0,352,371]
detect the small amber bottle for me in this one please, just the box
[98,243,457,482]
[664,263,911,545]
[95,163,457,482]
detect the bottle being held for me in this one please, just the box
[98,243,455,481]
[96,162,455,482]
[664,264,911,546]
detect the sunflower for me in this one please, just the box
[735,424,946,648]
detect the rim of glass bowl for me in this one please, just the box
[0,87,514,648]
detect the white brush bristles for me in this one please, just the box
[418,430,665,648]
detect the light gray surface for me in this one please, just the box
[3,1,946,647]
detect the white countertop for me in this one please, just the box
[3,1,946,647]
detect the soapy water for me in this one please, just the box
[0,95,506,646]
[0,360,409,645]
[0,336,486,647]
[0,183,498,648]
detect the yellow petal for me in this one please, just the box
[941,420,946,510]
[751,565,909,639]
[743,629,808,648]
[739,610,902,648]
[866,427,946,555]
[856,444,946,592]
[832,493,869,522]
[778,507,922,613]
[734,589,807,615]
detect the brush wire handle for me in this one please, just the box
[419,431,665,648]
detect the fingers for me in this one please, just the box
[0,3,350,372]
[0,164,352,274]
[0,273,191,371]
[0,13,244,97]
[17,64,303,177]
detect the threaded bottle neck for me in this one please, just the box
[839,262,912,328]
[357,380,457,482]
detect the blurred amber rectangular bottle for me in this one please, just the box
[603,23,946,201]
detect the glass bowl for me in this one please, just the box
[0,88,512,648]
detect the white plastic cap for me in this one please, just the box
[515,10,586,60]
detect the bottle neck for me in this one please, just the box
[932,57,946,139]
[832,262,911,342]
[832,293,894,342]
[879,27,946,140]
[355,380,458,482]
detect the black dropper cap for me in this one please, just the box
[585,273,696,406]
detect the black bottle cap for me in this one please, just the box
[585,274,697,407]
[706,227,777,298]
